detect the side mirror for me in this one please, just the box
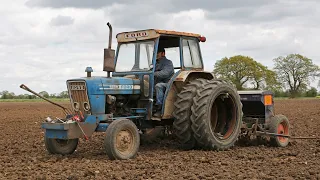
[103,48,115,72]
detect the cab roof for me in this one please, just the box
[116,29,201,43]
[154,29,201,37]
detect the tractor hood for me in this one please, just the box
[67,77,141,95]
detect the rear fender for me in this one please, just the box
[161,71,214,119]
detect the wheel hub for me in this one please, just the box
[277,123,288,143]
[56,139,70,147]
[116,130,134,154]
[210,93,237,140]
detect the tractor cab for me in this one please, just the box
[103,27,211,119]
[111,29,206,72]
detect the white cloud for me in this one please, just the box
[1,0,320,94]
[50,15,74,26]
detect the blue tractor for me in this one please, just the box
[20,23,290,160]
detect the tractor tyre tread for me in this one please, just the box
[190,79,243,150]
[172,78,207,150]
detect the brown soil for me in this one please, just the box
[1,99,320,180]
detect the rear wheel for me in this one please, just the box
[173,78,206,150]
[269,115,290,147]
[44,138,78,155]
[191,79,243,150]
[104,119,140,160]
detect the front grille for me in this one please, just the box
[67,81,91,114]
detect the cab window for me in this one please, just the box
[182,39,202,68]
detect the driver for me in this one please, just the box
[153,47,174,117]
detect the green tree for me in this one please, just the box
[17,94,28,99]
[28,95,37,99]
[305,87,318,97]
[214,55,278,90]
[214,55,256,90]
[39,91,49,98]
[273,54,320,98]
[0,91,15,99]
[264,70,282,91]
[58,91,69,98]
[250,62,280,90]
[274,89,290,97]
[250,61,265,90]
[49,93,57,98]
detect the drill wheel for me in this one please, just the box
[44,138,78,155]
[269,114,290,147]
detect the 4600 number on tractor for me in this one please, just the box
[21,23,291,160]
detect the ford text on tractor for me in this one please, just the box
[20,23,292,160]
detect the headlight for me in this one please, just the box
[83,102,90,111]
[73,102,80,111]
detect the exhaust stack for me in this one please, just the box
[103,22,115,78]
[107,22,112,49]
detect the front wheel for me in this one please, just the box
[104,119,140,160]
[44,138,79,155]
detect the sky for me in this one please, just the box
[1,0,320,94]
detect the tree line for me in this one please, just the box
[214,54,320,98]
[1,53,319,99]
[0,90,69,99]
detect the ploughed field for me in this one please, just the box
[1,99,320,180]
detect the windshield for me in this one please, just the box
[115,40,155,72]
